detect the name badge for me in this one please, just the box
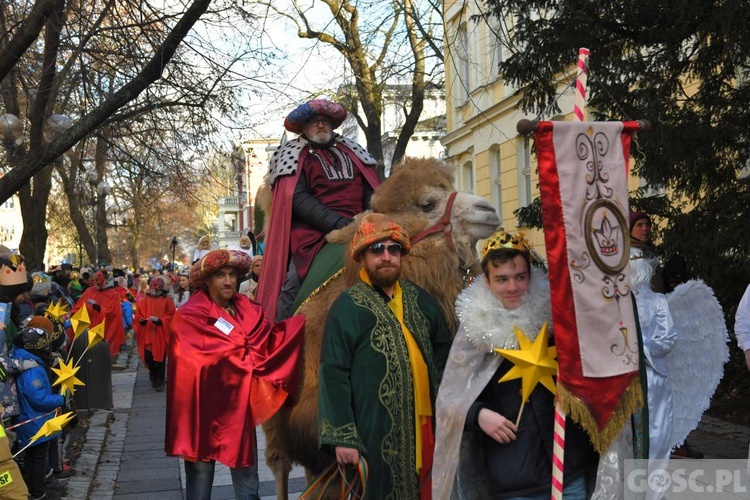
[214,317,234,335]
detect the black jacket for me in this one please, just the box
[465,357,598,498]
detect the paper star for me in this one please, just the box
[494,322,558,403]
[45,300,67,322]
[51,358,85,396]
[29,412,75,444]
[87,319,106,349]
[70,306,91,339]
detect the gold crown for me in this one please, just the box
[481,230,531,260]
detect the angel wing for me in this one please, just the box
[666,279,729,449]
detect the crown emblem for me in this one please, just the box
[592,214,619,255]
[482,230,531,260]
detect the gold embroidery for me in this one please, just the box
[320,420,362,448]
[349,281,424,499]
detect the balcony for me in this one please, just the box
[218,196,240,206]
[219,231,242,240]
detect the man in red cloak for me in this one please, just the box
[166,249,305,499]
[133,276,175,391]
[255,98,381,322]
[71,270,124,358]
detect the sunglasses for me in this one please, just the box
[368,242,403,256]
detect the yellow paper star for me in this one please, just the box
[29,412,75,444]
[70,306,91,339]
[45,300,65,322]
[51,358,85,396]
[494,322,558,403]
[87,319,106,349]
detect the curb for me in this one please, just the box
[62,341,138,500]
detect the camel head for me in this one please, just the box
[369,157,500,272]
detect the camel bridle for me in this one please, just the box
[409,191,457,253]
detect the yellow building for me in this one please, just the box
[442,1,585,260]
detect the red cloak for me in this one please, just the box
[256,141,381,322]
[165,289,305,468]
[71,286,124,356]
[133,294,175,364]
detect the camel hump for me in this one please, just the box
[290,242,347,315]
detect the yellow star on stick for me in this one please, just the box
[70,306,91,339]
[45,300,68,322]
[28,412,75,444]
[494,322,558,403]
[51,358,85,396]
[87,319,106,349]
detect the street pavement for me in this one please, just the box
[62,343,750,499]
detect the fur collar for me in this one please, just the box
[269,134,377,186]
[456,268,552,353]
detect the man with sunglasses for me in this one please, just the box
[256,99,381,323]
[317,213,452,499]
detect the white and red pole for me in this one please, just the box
[551,47,590,500]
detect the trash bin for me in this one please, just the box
[70,335,113,410]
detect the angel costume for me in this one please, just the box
[630,252,677,462]
[433,270,597,499]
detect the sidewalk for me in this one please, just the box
[62,342,750,499]
[62,344,306,499]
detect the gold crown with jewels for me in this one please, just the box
[481,229,531,260]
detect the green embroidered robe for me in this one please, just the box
[318,279,452,499]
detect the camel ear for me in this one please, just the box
[327,210,372,244]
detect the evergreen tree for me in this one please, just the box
[487,0,750,408]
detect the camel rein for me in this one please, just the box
[409,191,457,253]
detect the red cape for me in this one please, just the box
[255,143,381,322]
[72,286,124,356]
[133,295,175,363]
[165,289,305,467]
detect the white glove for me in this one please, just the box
[21,360,38,370]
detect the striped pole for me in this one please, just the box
[551,48,590,500]
[573,48,590,122]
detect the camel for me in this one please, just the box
[260,157,501,498]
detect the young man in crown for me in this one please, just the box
[432,230,598,499]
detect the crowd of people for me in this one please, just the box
[0,238,264,499]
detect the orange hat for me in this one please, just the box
[190,249,252,288]
[350,213,410,261]
[27,315,54,335]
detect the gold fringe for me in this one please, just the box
[293,268,345,315]
[556,377,643,454]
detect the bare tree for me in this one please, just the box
[252,0,444,176]
[0,0,269,269]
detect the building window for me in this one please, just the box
[517,137,532,207]
[2,199,13,209]
[462,160,475,194]
[454,23,470,105]
[489,146,503,223]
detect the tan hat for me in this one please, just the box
[350,213,411,261]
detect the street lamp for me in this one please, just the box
[0,114,23,146]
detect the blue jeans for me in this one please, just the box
[508,475,587,500]
[184,444,260,500]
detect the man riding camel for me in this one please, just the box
[255,98,381,322]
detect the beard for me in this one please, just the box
[307,129,333,145]
[367,264,401,289]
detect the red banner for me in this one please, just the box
[535,121,643,452]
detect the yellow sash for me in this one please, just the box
[360,270,431,472]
